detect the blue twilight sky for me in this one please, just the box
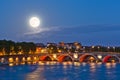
[0,0,120,46]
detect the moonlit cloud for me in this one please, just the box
[24,27,60,35]
[18,25,120,46]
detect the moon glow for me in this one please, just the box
[29,17,40,28]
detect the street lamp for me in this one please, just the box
[92,46,95,48]
[113,47,115,52]
[91,46,95,52]
[74,53,78,59]
[97,55,102,59]
[83,46,86,52]
[107,46,110,52]
[97,46,100,52]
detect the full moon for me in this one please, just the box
[29,17,40,28]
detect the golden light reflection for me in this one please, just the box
[63,65,67,69]
[49,61,57,65]
[26,65,45,80]
[68,62,73,65]
[9,63,14,66]
[111,63,116,68]
[33,61,37,64]
[27,62,32,65]
[74,62,80,66]
[21,62,25,65]
[46,61,50,65]
[89,63,96,72]
[82,62,87,66]
[38,61,45,65]
[63,63,68,69]
[96,62,102,67]
[105,63,111,69]
[63,62,67,66]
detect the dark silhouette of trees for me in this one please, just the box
[0,40,36,55]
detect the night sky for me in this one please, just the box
[0,0,120,46]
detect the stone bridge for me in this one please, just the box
[0,52,120,64]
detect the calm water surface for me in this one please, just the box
[0,62,120,80]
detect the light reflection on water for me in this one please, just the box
[0,62,120,80]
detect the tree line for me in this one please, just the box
[0,40,36,55]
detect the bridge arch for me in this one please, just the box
[57,55,73,62]
[79,54,98,63]
[39,55,52,61]
[103,55,120,63]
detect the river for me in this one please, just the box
[0,62,119,80]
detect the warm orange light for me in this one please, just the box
[27,57,31,61]
[74,53,78,59]
[9,58,14,63]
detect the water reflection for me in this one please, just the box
[0,61,120,80]
[105,63,111,69]
[96,62,102,67]
[25,66,45,80]
[105,63,117,80]
[89,63,96,72]
[105,63,116,69]
[74,62,81,66]
[111,63,116,68]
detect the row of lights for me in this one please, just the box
[91,46,116,49]
[73,53,102,59]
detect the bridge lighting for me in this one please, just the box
[15,57,19,62]
[74,62,80,66]
[74,53,78,59]
[53,54,57,59]
[111,60,115,63]
[1,58,5,63]
[58,50,62,53]
[33,57,37,61]
[97,55,102,59]
[27,57,31,61]
[41,49,45,53]
[9,63,14,66]
[9,58,14,63]
[22,57,26,62]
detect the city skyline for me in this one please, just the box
[0,0,120,46]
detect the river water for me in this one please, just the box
[0,62,119,80]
